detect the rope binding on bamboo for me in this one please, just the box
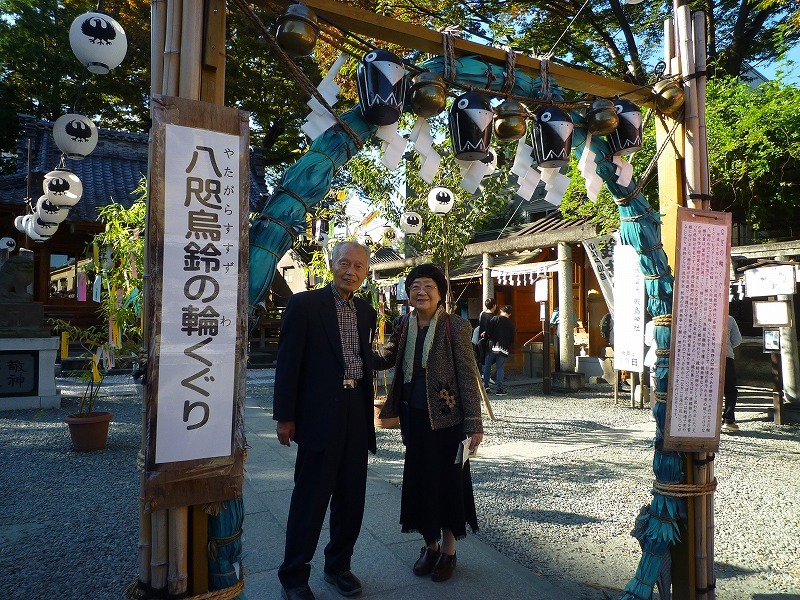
[654,392,668,403]
[652,314,672,326]
[653,477,717,498]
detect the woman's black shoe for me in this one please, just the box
[412,545,441,576]
[431,551,457,582]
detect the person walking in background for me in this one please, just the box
[273,241,377,600]
[722,314,743,432]
[374,263,484,584]
[484,305,514,395]
[475,298,497,366]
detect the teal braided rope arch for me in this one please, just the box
[247,55,682,600]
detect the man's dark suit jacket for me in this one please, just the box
[273,286,378,454]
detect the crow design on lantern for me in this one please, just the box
[400,211,423,234]
[356,49,407,126]
[427,187,456,215]
[448,92,493,161]
[531,105,573,168]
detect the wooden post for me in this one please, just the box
[542,297,551,395]
[191,505,210,594]
[201,0,227,105]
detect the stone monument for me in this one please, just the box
[0,248,60,410]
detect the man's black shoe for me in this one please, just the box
[323,570,363,597]
[281,584,316,600]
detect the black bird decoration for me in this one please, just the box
[81,16,116,45]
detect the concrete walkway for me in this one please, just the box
[240,392,571,599]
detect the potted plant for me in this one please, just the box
[55,189,146,451]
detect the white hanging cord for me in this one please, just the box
[547,0,592,57]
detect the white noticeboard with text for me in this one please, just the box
[665,208,731,452]
[155,124,241,464]
[612,244,645,372]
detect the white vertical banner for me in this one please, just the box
[613,244,645,372]
[155,124,240,464]
[584,233,618,316]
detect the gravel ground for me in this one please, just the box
[1,372,798,599]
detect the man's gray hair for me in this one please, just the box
[330,240,371,265]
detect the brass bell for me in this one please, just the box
[493,100,528,141]
[652,79,685,115]
[275,4,319,58]
[586,98,619,135]
[409,72,447,118]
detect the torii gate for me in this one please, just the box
[141,1,714,599]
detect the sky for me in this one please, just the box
[752,45,800,84]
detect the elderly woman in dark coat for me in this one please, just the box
[374,263,484,583]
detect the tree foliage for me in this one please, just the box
[705,74,800,233]
[0,0,151,128]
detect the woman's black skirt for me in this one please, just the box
[400,407,478,543]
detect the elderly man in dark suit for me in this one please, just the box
[273,240,377,600]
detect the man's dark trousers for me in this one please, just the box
[722,356,738,424]
[278,385,368,588]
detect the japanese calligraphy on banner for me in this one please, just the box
[155,123,241,463]
[665,208,732,452]
[144,97,248,511]
[612,244,645,372]
[583,233,618,316]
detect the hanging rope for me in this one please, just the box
[500,46,517,96]
[230,0,363,151]
[538,55,552,102]
[441,28,460,82]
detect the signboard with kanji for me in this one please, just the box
[143,97,248,511]
[664,208,731,452]
[0,352,37,397]
[612,244,645,372]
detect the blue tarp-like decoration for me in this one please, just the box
[248,55,682,600]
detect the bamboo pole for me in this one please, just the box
[693,11,711,210]
[151,0,168,97]
[707,455,716,599]
[162,0,183,96]
[137,399,152,591]
[694,453,709,597]
[168,506,189,596]
[150,508,169,592]
[675,4,701,209]
[179,0,203,100]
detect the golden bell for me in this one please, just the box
[652,79,685,115]
[493,100,528,141]
[586,98,619,135]
[409,72,447,118]
[275,4,319,58]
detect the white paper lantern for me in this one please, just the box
[400,211,423,234]
[32,214,60,237]
[44,169,82,206]
[52,114,98,160]
[426,186,455,215]
[0,237,16,253]
[36,195,70,224]
[14,216,26,232]
[23,216,49,242]
[69,11,128,74]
